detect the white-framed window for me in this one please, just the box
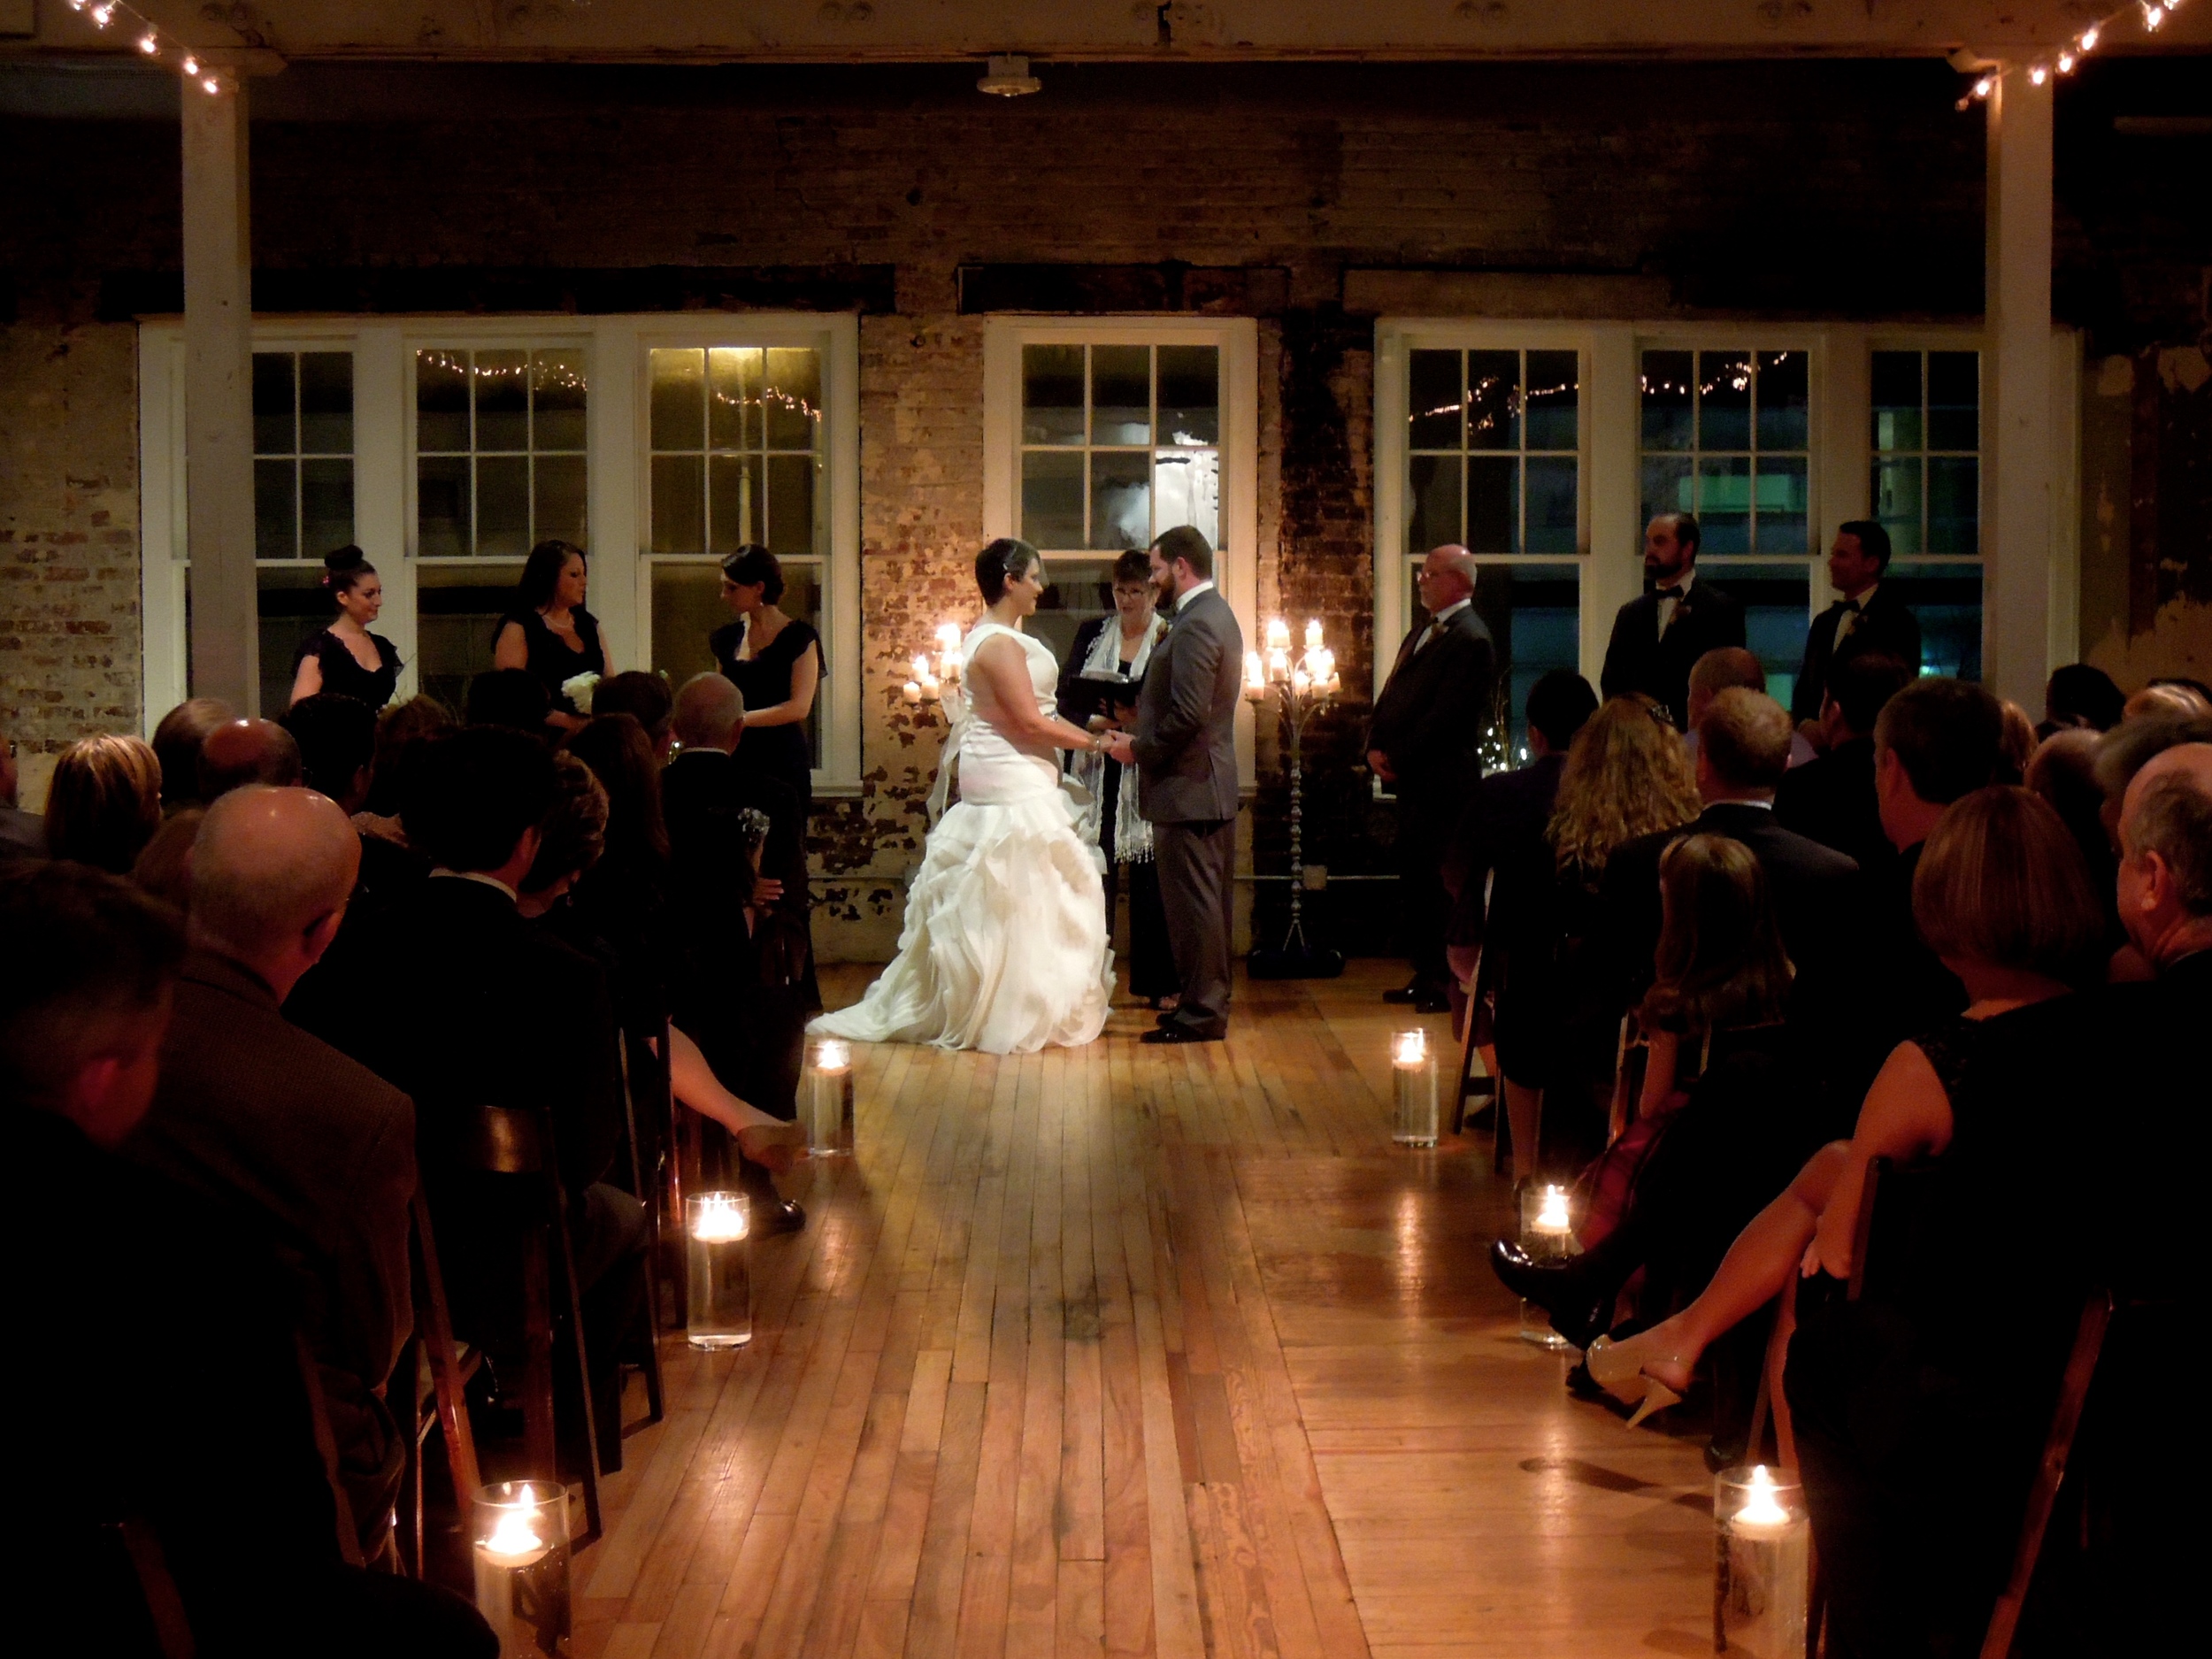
[136,313,863,791]
[1377,321,1997,734]
[981,317,1258,686]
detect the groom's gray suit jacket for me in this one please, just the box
[1132,585,1242,823]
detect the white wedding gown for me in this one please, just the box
[810,621,1113,1055]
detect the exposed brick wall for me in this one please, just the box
[0,322,141,806]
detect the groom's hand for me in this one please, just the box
[1367,747,1397,783]
[1103,731,1136,765]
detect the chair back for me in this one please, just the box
[451,1103,551,1178]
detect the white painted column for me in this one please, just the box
[1984,67,2055,706]
[1582,326,1642,689]
[182,78,257,712]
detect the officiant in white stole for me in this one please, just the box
[811,539,1114,1056]
[1059,550,1182,1011]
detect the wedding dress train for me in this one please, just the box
[810,621,1113,1055]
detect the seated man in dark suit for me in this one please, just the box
[349,726,644,1473]
[126,786,416,1563]
[1600,512,1746,729]
[662,673,811,1230]
[3,862,494,1658]
[1775,651,1915,874]
[1790,520,1921,725]
[1600,687,1860,1015]
[1367,544,1498,1010]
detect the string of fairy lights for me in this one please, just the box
[1957,0,2193,108]
[59,0,231,95]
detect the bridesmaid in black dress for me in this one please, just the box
[288,547,403,710]
[494,539,611,736]
[709,546,823,831]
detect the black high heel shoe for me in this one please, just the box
[1486,1240,1616,1351]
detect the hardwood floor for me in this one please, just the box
[575,962,1715,1659]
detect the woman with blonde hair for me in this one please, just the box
[44,733,164,874]
[1488,695,1701,1174]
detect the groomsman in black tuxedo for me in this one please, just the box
[1791,520,1921,724]
[1369,544,1497,1011]
[1600,513,1746,728]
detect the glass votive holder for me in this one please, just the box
[1714,1463,1810,1657]
[1517,1182,1578,1351]
[808,1038,855,1157]
[685,1191,752,1350]
[1390,1029,1439,1148]
[471,1479,572,1658]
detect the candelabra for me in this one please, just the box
[901,622,966,713]
[1245,618,1347,979]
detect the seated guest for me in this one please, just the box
[2041,661,2124,736]
[2113,742,2212,981]
[363,692,455,821]
[3,862,494,1658]
[0,725,46,860]
[150,695,233,811]
[1599,688,1858,1017]
[1489,696,1701,1178]
[1442,669,1598,991]
[591,670,677,759]
[282,692,380,810]
[465,666,554,736]
[124,787,415,1560]
[1493,833,1810,1350]
[2093,710,2212,842]
[45,732,164,873]
[348,726,644,1474]
[1583,787,2109,1656]
[129,806,204,909]
[199,716,304,800]
[2026,727,2119,940]
[1683,647,1817,771]
[2123,678,2212,722]
[1774,651,1913,872]
[1996,698,2037,784]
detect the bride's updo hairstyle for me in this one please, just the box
[976,537,1041,603]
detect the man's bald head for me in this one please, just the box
[2116,742,2212,965]
[674,673,746,754]
[1687,647,1767,731]
[189,787,360,985]
[199,718,303,802]
[1420,544,1479,608]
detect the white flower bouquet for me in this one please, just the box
[561,671,601,713]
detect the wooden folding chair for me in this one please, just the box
[396,1186,482,1579]
[449,1104,603,1545]
[616,1032,666,1434]
[1450,870,1497,1139]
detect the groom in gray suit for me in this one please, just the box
[1105,526,1243,1043]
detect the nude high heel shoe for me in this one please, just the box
[1585,1330,1691,1429]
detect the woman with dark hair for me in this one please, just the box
[710,545,824,828]
[289,547,403,710]
[493,540,609,733]
[812,538,1113,1054]
[1059,549,1179,1009]
[45,733,165,874]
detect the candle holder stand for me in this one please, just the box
[1713,1463,1810,1656]
[471,1479,572,1659]
[684,1192,753,1350]
[1247,623,1346,981]
[807,1040,856,1156]
[1390,1029,1440,1147]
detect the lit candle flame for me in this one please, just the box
[1303,618,1324,651]
[690,1193,749,1243]
[935,622,963,652]
[902,680,922,704]
[1392,1029,1427,1067]
[1533,1185,1572,1234]
[816,1039,852,1072]
[911,653,931,680]
[1736,1464,1791,1528]
[1264,617,1291,651]
[482,1506,545,1562]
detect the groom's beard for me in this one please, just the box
[1153,573,1178,613]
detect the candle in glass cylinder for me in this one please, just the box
[685,1191,752,1349]
[472,1480,572,1658]
[1390,1029,1439,1148]
[808,1038,856,1156]
[1517,1183,1578,1349]
[1715,1463,1810,1656]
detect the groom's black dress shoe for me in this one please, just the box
[1487,1240,1612,1350]
[1382,982,1425,1005]
[1141,1025,1223,1044]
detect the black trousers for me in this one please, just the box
[1153,816,1235,1038]
[1394,778,1456,991]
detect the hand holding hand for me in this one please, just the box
[1103,731,1136,766]
[752,876,785,906]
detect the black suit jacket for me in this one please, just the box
[1367,603,1497,797]
[1774,735,1892,875]
[1600,578,1746,728]
[127,949,416,1548]
[1442,752,1563,950]
[1791,586,1921,721]
[1599,801,1861,1010]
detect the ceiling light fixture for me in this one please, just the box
[977,54,1041,96]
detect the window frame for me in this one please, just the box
[135,312,863,792]
[981,315,1260,784]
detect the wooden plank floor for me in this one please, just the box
[576,961,1714,1659]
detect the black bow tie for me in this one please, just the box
[1655,586,1685,602]
[1841,598,1863,613]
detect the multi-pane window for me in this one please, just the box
[1018,344,1221,555]
[1871,349,1980,555]
[253,350,355,712]
[646,345,828,766]
[253,351,355,561]
[1405,348,1579,555]
[1639,349,1809,556]
[415,348,588,557]
[647,347,823,560]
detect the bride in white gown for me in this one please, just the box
[810,539,1116,1054]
